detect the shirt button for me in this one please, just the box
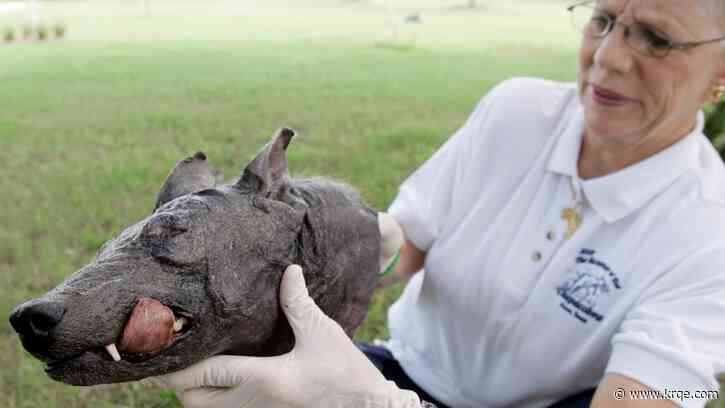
[532,251,542,262]
[546,230,556,241]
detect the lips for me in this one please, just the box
[591,84,633,106]
[45,323,195,385]
[45,297,193,374]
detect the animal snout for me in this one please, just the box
[9,300,66,352]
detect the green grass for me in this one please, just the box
[1,0,721,406]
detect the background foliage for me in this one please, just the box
[705,101,725,156]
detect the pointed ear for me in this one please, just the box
[154,151,217,212]
[236,128,295,197]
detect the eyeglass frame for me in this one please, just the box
[566,0,725,58]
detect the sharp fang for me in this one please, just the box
[105,344,121,362]
[173,317,188,333]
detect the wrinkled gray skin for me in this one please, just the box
[10,128,380,385]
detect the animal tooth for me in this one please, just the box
[105,344,121,362]
[173,317,188,333]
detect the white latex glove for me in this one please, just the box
[378,212,404,276]
[154,264,423,408]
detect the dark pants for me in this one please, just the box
[357,343,596,408]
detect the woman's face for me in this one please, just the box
[578,0,725,152]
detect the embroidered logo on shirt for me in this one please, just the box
[556,249,622,324]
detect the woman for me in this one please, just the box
[157,0,725,407]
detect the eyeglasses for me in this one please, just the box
[566,0,725,58]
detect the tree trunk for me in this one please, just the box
[29,0,39,27]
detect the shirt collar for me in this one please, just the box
[547,106,704,224]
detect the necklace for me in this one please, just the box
[561,177,584,240]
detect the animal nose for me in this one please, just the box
[9,301,66,350]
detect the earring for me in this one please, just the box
[712,84,725,103]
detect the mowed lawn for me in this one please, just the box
[2,1,720,407]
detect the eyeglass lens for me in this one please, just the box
[570,4,672,58]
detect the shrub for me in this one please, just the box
[3,27,14,43]
[36,25,48,41]
[21,24,33,39]
[53,23,66,38]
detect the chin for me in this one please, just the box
[583,112,638,144]
[584,93,637,126]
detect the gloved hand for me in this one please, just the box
[378,212,404,276]
[154,264,422,408]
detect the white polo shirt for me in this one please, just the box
[386,78,725,408]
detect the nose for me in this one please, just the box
[593,23,634,74]
[9,300,66,351]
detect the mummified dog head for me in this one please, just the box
[9,129,380,385]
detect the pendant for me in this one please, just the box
[561,208,582,240]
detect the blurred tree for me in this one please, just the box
[468,0,477,7]
[28,0,39,27]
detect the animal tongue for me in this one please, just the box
[118,298,175,354]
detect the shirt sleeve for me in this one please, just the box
[387,85,501,252]
[605,244,725,408]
